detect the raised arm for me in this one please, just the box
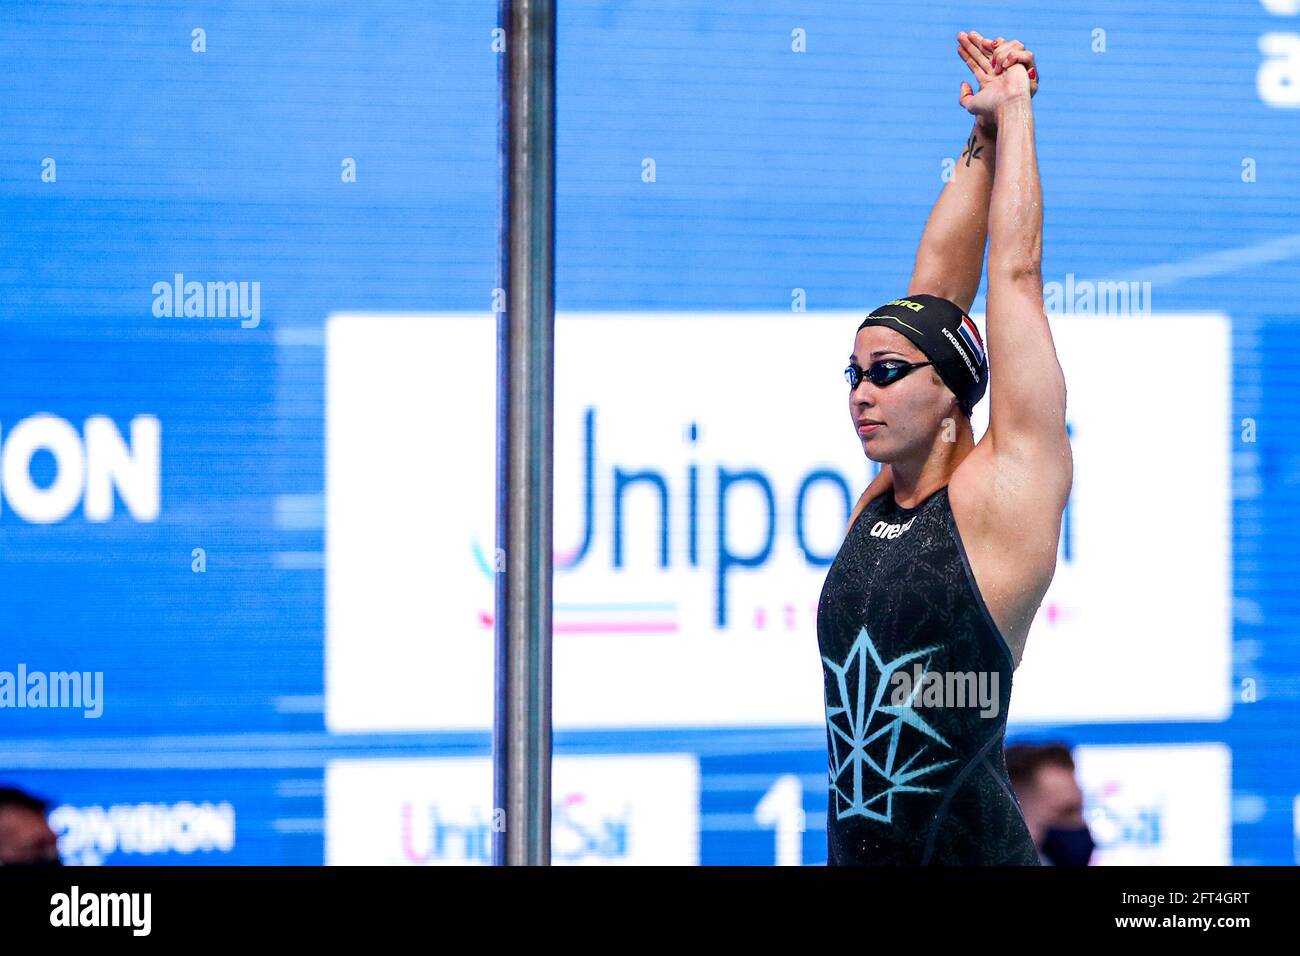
[961,42,1070,492]
[907,119,993,313]
[908,32,1036,313]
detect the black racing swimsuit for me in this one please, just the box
[816,484,1040,865]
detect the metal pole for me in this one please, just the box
[493,0,555,866]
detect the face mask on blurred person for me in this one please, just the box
[1042,825,1094,866]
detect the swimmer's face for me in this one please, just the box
[849,326,956,461]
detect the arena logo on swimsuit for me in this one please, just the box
[869,515,917,539]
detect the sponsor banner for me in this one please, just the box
[325,753,700,865]
[1075,743,1231,865]
[326,312,1230,731]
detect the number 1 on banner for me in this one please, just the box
[755,774,807,866]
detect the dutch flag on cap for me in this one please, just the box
[956,314,985,367]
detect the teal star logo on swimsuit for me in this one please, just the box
[823,625,956,823]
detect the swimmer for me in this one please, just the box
[817,31,1069,865]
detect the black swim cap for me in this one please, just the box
[855,294,988,417]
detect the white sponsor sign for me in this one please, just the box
[326,312,1230,731]
[1010,313,1232,723]
[325,753,699,865]
[1074,743,1231,865]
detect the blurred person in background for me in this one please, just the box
[1005,742,1095,866]
[0,785,62,866]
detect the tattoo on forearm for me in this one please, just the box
[961,132,984,167]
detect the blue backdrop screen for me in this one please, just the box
[0,1,1297,865]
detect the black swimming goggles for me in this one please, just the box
[844,359,934,389]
